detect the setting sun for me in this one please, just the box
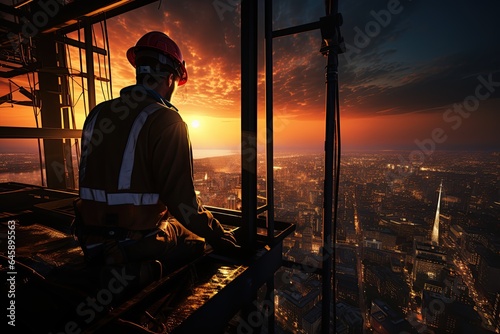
[191,119,200,128]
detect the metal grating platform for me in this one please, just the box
[0,183,294,333]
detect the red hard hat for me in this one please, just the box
[127,31,188,85]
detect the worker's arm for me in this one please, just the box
[151,120,237,249]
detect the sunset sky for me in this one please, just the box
[0,0,499,155]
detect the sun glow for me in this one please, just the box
[191,119,200,128]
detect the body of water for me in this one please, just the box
[0,170,43,186]
[0,149,239,186]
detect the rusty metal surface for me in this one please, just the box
[161,264,248,332]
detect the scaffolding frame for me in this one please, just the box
[240,1,344,332]
[0,0,343,331]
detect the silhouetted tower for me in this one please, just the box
[431,181,443,245]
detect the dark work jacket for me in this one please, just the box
[78,84,223,242]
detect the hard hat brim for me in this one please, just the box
[126,46,188,85]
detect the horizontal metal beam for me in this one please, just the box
[256,204,268,215]
[272,21,320,38]
[38,0,134,33]
[55,36,107,55]
[0,62,21,70]
[0,126,81,139]
[0,3,26,17]
[0,62,39,78]
[56,0,160,35]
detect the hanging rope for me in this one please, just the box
[98,19,111,100]
[93,23,109,101]
[103,13,113,99]
[64,41,82,169]
[77,23,89,118]
[25,73,45,187]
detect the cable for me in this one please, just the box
[93,24,108,101]
[66,41,76,102]
[26,72,45,187]
[77,24,89,118]
[64,38,81,168]
[62,43,84,93]
[320,2,344,332]
[333,61,341,315]
[99,20,111,100]
[103,14,113,99]
[334,62,341,246]
[72,91,84,106]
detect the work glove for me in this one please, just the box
[207,231,241,254]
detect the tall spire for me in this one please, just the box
[431,181,443,245]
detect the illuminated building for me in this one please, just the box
[379,216,421,239]
[449,224,465,247]
[336,275,359,306]
[336,302,363,334]
[363,238,382,250]
[364,229,398,250]
[364,248,394,266]
[476,245,500,302]
[276,288,321,332]
[302,222,314,252]
[421,289,481,333]
[365,265,409,311]
[431,181,443,245]
[234,186,242,199]
[442,268,469,301]
[369,299,413,334]
[421,290,455,331]
[412,242,447,290]
[462,239,481,266]
[494,292,500,332]
[227,194,237,210]
[302,303,322,334]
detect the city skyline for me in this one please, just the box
[189,149,499,333]
[0,1,498,333]
[1,0,499,154]
[1,148,499,333]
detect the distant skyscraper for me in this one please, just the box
[227,194,237,210]
[302,224,313,252]
[412,241,447,289]
[431,181,443,245]
[369,299,413,333]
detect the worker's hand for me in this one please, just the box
[208,231,241,254]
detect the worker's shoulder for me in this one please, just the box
[97,97,183,124]
[147,102,184,125]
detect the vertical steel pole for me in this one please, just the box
[265,2,276,331]
[265,0,275,243]
[322,0,340,333]
[38,34,65,189]
[241,0,258,254]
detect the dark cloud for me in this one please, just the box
[227,0,500,122]
[340,53,500,116]
[335,0,500,117]
[271,0,324,30]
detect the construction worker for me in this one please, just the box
[73,31,239,273]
